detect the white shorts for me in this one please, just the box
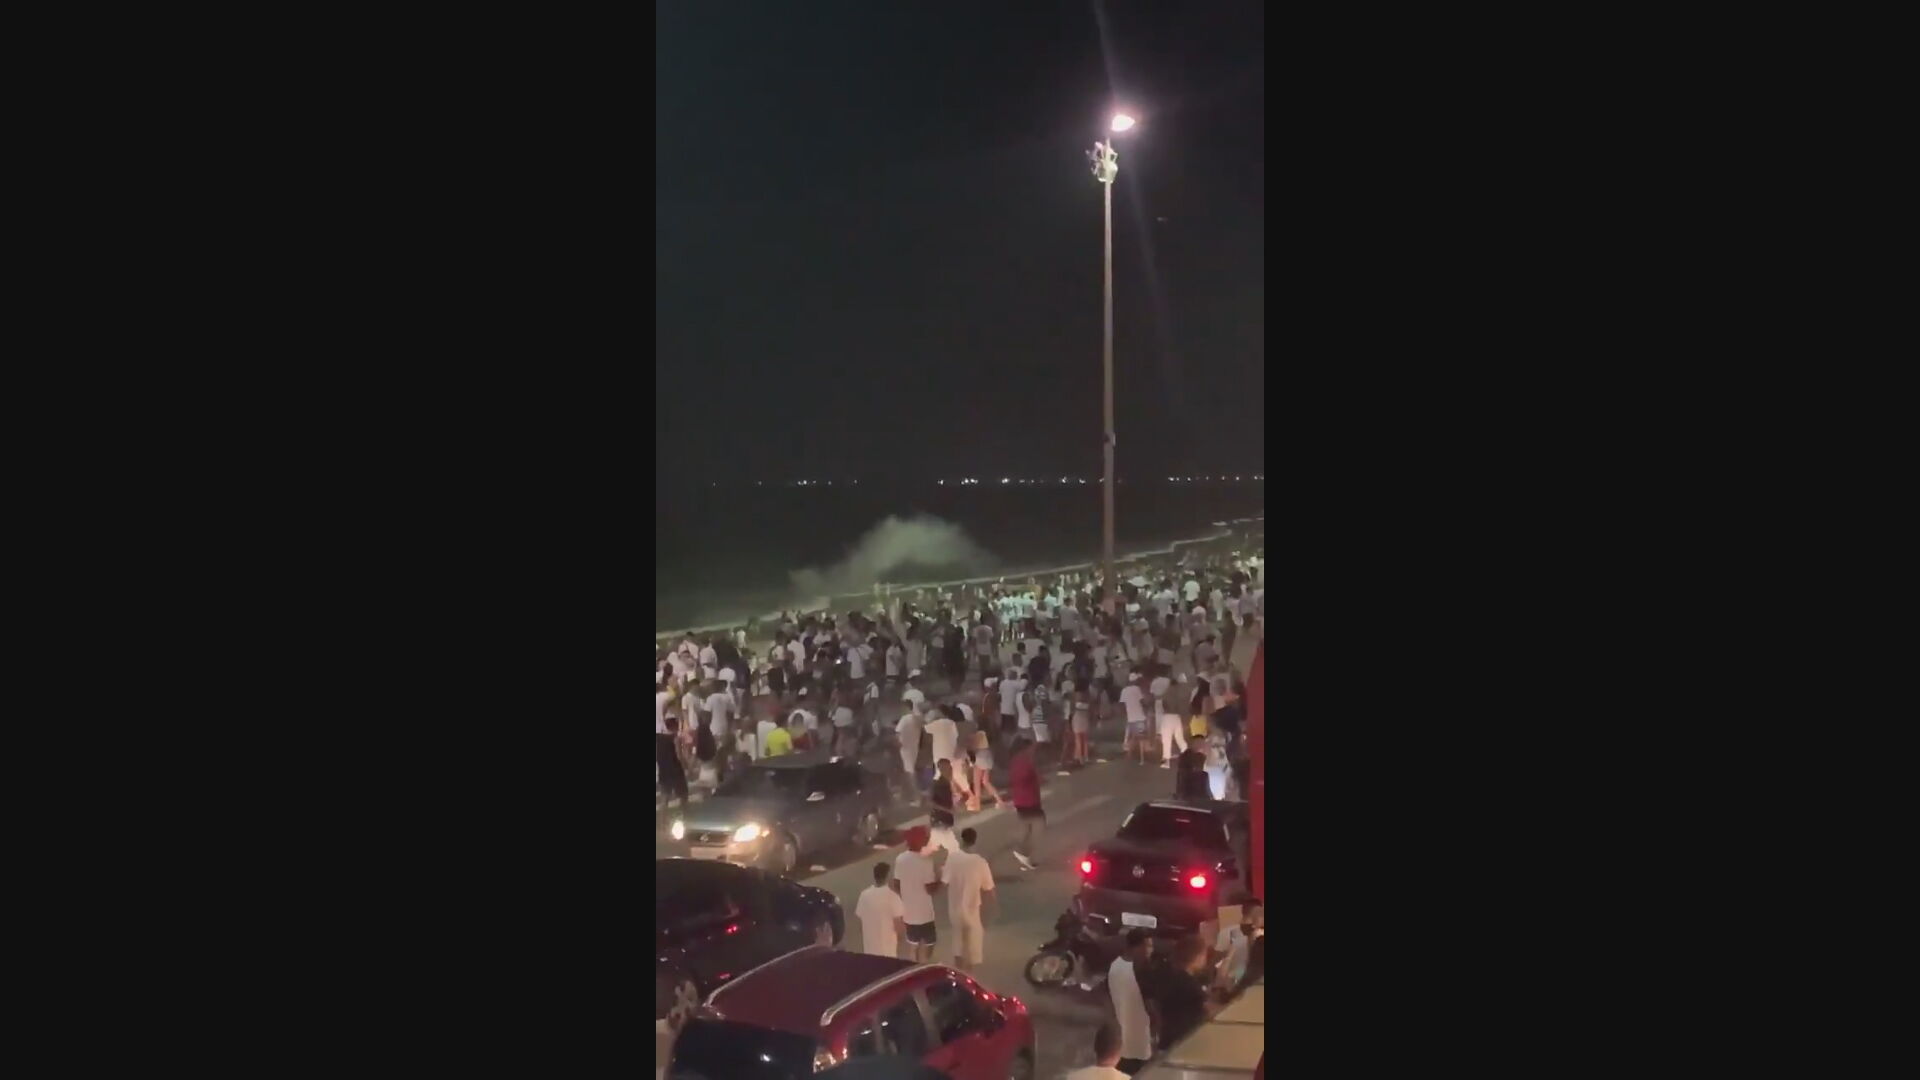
[928,825,960,854]
[953,912,985,964]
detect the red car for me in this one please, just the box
[666,944,1036,1080]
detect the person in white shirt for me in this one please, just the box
[831,697,857,757]
[855,861,907,958]
[942,827,995,971]
[1119,675,1151,764]
[1150,671,1186,767]
[886,641,905,682]
[1061,1023,1131,1080]
[1211,898,1265,993]
[892,828,943,962]
[754,712,778,760]
[785,636,806,676]
[849,640,871,681]
[701,682,735,782]
[667,649,694,684]
[1183,577,1201,604]
[998,669,1028,726]
[896,705,925,792]
[924,703,962,786]
[1107,931,1155,1071]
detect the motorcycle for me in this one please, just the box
[1023,906,1129,992]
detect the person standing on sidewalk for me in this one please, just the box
[943,827,995,973]
[1108,930,1156,1074]
[1009,736,1045,871]
[1062,1024,1130,1080]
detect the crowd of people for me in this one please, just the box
[853,828,1264,1077]
[654,539,1264,815]
[653,537,1267,1078]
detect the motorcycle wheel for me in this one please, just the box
[1023,950,1074,987]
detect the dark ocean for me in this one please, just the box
[655,480,1264,631]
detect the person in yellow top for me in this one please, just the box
[763,716,794,757]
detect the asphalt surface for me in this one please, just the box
[655,629,1265,1078]
[657,740,1214,1079]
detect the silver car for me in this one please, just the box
[668,753,890,875]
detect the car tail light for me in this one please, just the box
[1187,872,1209,890]
[1079,857,1095,876]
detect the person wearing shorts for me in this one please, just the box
[944,827,995,972]
[1070,689,1092,765]
[1009,737,1045,870]
[893,826,943,961]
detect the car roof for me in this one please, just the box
[706,946,925,1035]
[1138,798,1243,815]
[656,857,755,899]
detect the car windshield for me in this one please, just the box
[1117,806,1229,849]
[717,766,812,799]
[667,1019,817,1080]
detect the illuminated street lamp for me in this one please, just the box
[1090,112,1135,603]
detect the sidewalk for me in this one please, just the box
[1136,976,1264,1079]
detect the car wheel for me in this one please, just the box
[656,970,700,1033]
[1008,1049,1034,1080]
[777,834,798,875]
[854,811,880,847]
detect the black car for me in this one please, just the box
[668,753,892,875]
[656,857,845,1033]
[1073,798,1253,941]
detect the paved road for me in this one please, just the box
[656,747,1200,1079]
[655,626,1266,1077]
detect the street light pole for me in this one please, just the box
[1101,158,1116,603]
[1090,115,1130,606]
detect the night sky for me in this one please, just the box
[656,0,1265,486]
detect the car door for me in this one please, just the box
[920,974,1007,1080]
[802,764,851,854]
[843,990,934,1065]
[825,761,867,842]
[663,866,757,992]
[737,864,814,949]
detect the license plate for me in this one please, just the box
[1121,912,1157,928]
[688,847,727,860]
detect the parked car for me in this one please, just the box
[656,857,845,1033]
[670,752,891,875]
[1073,798,1253,941]
[667,945,1035,1080]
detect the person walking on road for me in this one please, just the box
[855,861,907,959]
[943,827,995,973]
[1008,735,1045,871]
[927,759,961,855]
[1107,930,1156,1074]
[967,728,1003,810]
[656,686,689,810]
[895,702,925,797]
[1119,673,1152,764]
[1062,1023,1131,1080]
[892,826,943,962]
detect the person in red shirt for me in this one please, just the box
[1008,735,1045,870]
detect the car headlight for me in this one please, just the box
[733,823,763,843]
[670,819,685,840]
